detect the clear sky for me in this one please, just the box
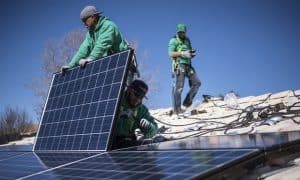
[1,0,300,121]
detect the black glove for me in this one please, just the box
[190,49,196,58]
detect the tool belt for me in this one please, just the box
[172,59,195,77]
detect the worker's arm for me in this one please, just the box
[138,105,158,138]
[68,35,90,68]
[169,51,182,58]
[170,50,193,59]
[168,38,179,58]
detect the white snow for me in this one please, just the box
[151,89,300,139]
[0,136,35,147]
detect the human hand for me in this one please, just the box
[190,49,196,58]
[180,50,193,58]
[181,50,191,58]
[61,65,70,75]
[140,118,151,129]
[135,128,144,142]
[181,50,196,58]
[79,58,92,68]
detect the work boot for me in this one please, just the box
[183,101,192,108]
[174,107,184,115]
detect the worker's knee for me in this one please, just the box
[176,87,183,94]
[191,78,201,88]
[195,80,201,88]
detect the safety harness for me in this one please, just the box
[171,36,194,77]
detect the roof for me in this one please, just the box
[150,89,300,179]
[151,89,300,139]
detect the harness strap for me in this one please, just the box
[171,36,194,76]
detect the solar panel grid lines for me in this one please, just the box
[0,152,28,162]
[33,50,132,151]
[23,149,259,180]
[7,152,103,180]
[1,131,299,179]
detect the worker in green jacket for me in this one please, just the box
[61,5,128,72]
[113,80,158,149]
[168,24,201,114]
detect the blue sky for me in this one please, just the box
[1,0,300,121]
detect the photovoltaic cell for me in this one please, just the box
[25,149,259,180]
[0,152,97,180]
[34,50,132,151]
[0,152,26,161]
[2,131,300,179]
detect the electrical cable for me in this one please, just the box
[154,117,228,127]
[153,94,300,141]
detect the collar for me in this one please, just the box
[94,16,107,31]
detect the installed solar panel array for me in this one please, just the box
[0,149,259,179]
[33,50,132,151]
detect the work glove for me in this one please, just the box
[79,58,92,68]
[134,128,144,142]
[61,65,70,75]
[140,118,151,129]
[181,50,196,59]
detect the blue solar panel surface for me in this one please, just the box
[18,149,259,180]
[34,50,131,151]
[1,129,298,179]
[0,149,259,179]
[0,152,26,161]
[0,152,97,180]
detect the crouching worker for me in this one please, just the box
[112,80,158,149]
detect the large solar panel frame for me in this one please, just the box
[33,50,133,151]
[131,130,300,151]
[19,149,260,180]
[2,130,300,179]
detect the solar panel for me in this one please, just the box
[23,149,259,179]
[3,130,300,179]
[131,131,300,151]
[0,152,26,161]
[0,152,97,179]
[34,50,132,151]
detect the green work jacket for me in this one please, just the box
[168,35,192,65]
[116,95,158,138]
[69,16,128,68]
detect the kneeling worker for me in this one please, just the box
[113,80,158,149]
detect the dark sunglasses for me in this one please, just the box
[131,89,147,99]
[82,16,92,23]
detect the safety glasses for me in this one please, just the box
[82,16,92,23]
[131,89,147,100]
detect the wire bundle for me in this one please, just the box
[154,93,300,141]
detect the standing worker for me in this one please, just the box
[61,5,129,72]
[168,24,201,114]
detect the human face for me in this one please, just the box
[178,31,186,39]
[128,88,146,107]
[82,15,97,30]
